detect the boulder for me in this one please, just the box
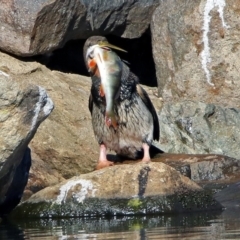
[12,162,222,218]
[151,0,240,108]
[0,0,159,56]
[0,51,98,194]
[158,100,240,159]
[0,71,53,215]
[153,153,240,188]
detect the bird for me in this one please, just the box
[83,36,160,170]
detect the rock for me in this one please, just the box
[0,50,101,198]
[12,162,222,218]
[157,100,240,159]
[151,0,240,108]
[214,182,240,208]
[0,148,31,215]
[152,152,240,209]
[0,0,158,56]
[153,153,240,186]
[0,71,53,215]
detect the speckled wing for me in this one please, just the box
[136,84,160,141]
[88,93,93,114]
[88,75,101,114]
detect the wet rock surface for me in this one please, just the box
[12,162,221,218]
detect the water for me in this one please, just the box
[1,209,240,240]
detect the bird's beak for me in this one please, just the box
[98,41,127,53]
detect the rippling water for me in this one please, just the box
[1,209,240,240]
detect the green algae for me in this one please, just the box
[128,198,143,210]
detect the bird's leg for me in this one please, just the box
[142,143,151,162]
[96,144,114,170]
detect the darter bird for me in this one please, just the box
[83,36,160,170]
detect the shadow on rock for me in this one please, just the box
[0,148,31,216]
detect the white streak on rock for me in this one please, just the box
[0,70,9,77]
[31,88,42,131]
[55,179,96,204]
[31,86,54,130]
[39,86,54,116]
[201,0,229,86]
[216,0,230,29]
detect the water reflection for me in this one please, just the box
[1,209,240,239]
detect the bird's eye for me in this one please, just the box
[88,51,94,59]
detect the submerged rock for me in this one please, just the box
[0,71,53,215]
[12,162,222,218]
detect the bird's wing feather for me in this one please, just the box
[136,84,160,141]
[88,93,93,114]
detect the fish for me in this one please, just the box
[87,45,123,129]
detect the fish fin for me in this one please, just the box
[105,114,118,130]
[99,84,105,97]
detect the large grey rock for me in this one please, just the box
[151,0,240,108]
[158,100,240,159]
[0,71,53,215]
[0,50,98,197]
[12,162,222,218]
[154,153,240,183]
[153,153,240,208]
[0,0,158,56]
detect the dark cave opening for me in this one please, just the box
[36,29,157,87]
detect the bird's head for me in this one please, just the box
[83,36,126,75]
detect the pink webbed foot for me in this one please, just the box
[96,160,114,170]
[96,144,114,170]
[141,143,151,163]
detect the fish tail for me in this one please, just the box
[105,111,118,129]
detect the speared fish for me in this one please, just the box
[86,42,126,129]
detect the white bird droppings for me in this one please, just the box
[31,86,54,130]
[201,0,229,86]
[0,70,9,78]
[55,179,97,204]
